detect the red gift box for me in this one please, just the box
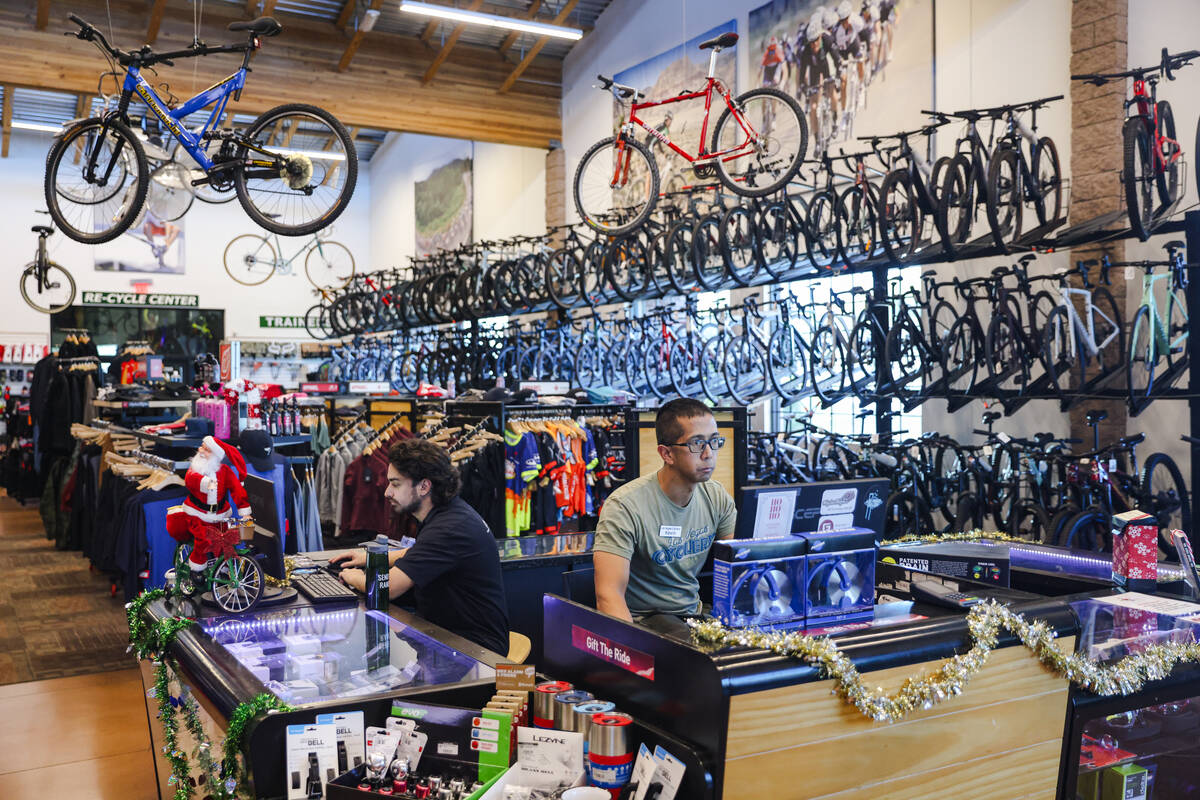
[1112,510,1158,587]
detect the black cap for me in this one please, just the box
[238,428,275,472]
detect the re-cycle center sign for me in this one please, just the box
[80,291,199,308]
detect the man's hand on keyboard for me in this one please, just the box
[330,549,366,569]
[339,568,366,592]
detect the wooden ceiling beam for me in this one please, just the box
[334,0,356,30]
[499,0,577,93]
[422,0,485,84]
[35,0,51,31]
[337,0,384,72]
[147,0,168,44]
[0,0,562,148]
[498,0,543,55]
[245,0,259,17]
[1,85,12,158]
[420,20,439,46]
[262,0,278,17]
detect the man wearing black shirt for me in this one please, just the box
[334,439,510,655]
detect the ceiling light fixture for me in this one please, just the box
[11,121,63,133]
[398,0,583,41]
[360,8,381,32]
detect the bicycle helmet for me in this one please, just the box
[824,6,839,26]
[837,0,853,19]
[806,22,823,42]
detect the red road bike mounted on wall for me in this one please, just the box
[574,31,807,236]
[1073,47,1199,240]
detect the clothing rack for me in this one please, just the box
[129,449,187,472]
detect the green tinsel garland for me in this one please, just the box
[127,589,293,799]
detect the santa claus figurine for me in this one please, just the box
[166,436,253,572]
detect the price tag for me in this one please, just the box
[983,445,994,458]
[1125,266,1137,282]
[1109,458,1118,472]
[997,432,1011,443]
[125,401,149,409]
[495,662,537,692]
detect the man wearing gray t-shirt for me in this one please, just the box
[593,398,736,639]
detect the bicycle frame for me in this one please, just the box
[1141,271,1189,357]
[1130,78,1182,174]
[1056,285,1118,359]
[120,66,245,171]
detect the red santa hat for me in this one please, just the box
[202,435,248,480]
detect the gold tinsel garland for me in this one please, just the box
[691,600,1200,724]
[263,556,298,589]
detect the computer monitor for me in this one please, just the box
[243,474,284,578]
[734,478,890,539]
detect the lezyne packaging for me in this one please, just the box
[285,723,337,800]
[316,711,364,776]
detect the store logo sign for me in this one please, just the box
[81,291,198,307]
[259,315,307,328]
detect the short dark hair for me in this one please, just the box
[388,439,461,506]
[656,397,714,445]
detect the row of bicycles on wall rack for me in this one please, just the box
[747,409,1191,550]
[312,243,1190,416]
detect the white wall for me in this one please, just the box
[367,132,547,267]
[0,129,373,342]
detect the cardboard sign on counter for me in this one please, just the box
[496,662,537,692]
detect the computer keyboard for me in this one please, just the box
[293,571,359,604]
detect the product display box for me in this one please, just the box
[735,478,890,539]
[798,529,876,626]
[879,540,1011,586]
[712,537,808,629]
[1112,509,1158,592]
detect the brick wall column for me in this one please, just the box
[546,145,566,246]
[1067,0,1129,446]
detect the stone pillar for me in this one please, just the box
[1067,0,1128,446]
[546,145,566,246]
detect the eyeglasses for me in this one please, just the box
[662,436,726,454]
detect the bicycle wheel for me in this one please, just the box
[603,235,650,301]
[757,200,799,278]
[1040,306,1077,395]
[938,155,972,253]
[545,248,583,309]
[722,336,767,405]
[1008,498,1051,542]
[766,325,809,403]
[809,325,846,403]
[837,184,880,262]
[171,543,198,596]
[691,213,726,290]
[20,261,77,314]
[663,221,697,294]
[805,190,841,268]
[929,299,958,361]
[303,303,333,341]
[234,103,358,236]
[1031,136,1062,225]
[574,135,659,236]
[720,205,760,286]
[1082,287,1125,380]
[146,160,195,222]
[848,319,880,401]
[304,240,355,290]
[223,234,278,286]
[985,309,1029,395]
[877,169,919,262]
[710,88,807,196]
[1155,100,1179,206]
[45,117,148,244]
[698,336,728,405]
[1142,452,1192,549]
[1126,305,1155,404]
[885,319,927,400]
[941,317,980,396]
[1061,506,1109,551]
[211,554,264,613]
[985,147,1022,252]
[1123,117,1156,241]
[667,338,702,396]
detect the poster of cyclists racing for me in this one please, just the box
[750,0,902,154]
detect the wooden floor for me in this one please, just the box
[0,496,157,799]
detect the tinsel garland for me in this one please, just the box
[881,529,1023,546]
[127,589,292,799]
[263,555,298,589]
[691,599,1200,724]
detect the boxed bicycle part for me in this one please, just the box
[735,478,890,539]
[1112,510,1158,592]
[798,528,876,626]
[878,541,1011,587]
[285,722,338,800]
[317,711,365,775]
[712,536,808,629]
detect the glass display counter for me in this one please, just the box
[1061,595,1200,800]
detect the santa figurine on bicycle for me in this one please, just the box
[166,436,253,573]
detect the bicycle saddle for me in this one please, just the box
[228,16,282,37]
[982,411,1001,424]
[1085,409,1108,425]
[698,32,738,51]
[31,225,54,236]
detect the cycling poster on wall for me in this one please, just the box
[749,0,904,154]
[94,209,186,274]
[414,140,474,255]
[612,19,738,197]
